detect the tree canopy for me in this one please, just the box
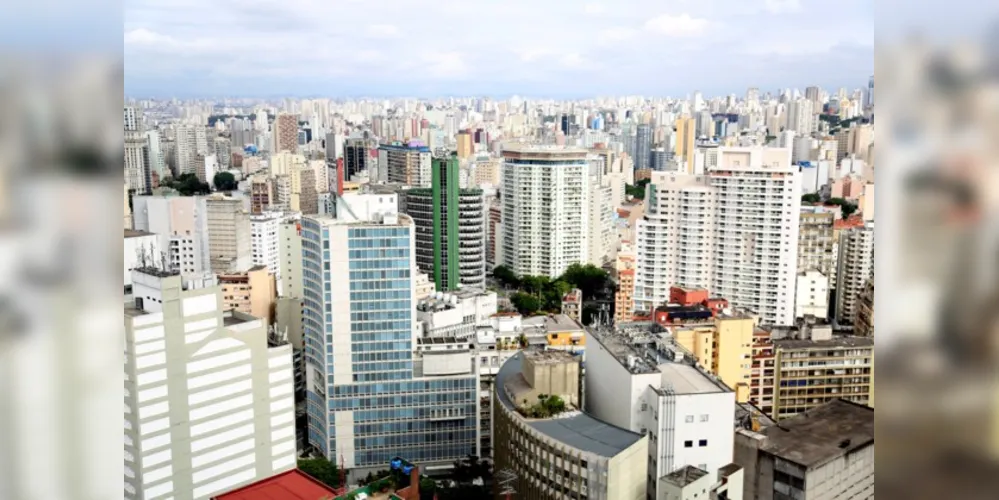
[297,457,340,490]
[625,178,650,200]
[826,197,859,218]
[495,264,609,317]
[213,171,237,191]
[801,193,821,204]
[160,173,210,196]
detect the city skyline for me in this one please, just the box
[124,0,873,98]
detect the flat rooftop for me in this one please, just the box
[659,363,728,395]
[760,399,874,468]
[496,353,642,458]
[544,314,584,333]
[124,229,154,238]
[773,336,874,350]
[661,465,708,488]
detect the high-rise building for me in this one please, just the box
[218,265,278,325]
[278,218,302,299]
[273,113,299,153]
[456,130,473,159]
[586,155,614,266]
[402,153,485,291]
[804,86,821,106]
[835,224,874,326]
[205,195,252,273]
[674,117,697,174]
[249,175,274,214]
[250,212,282,286]
[499,145,589,278]
[124,268,296,500]
[132,195,211,277]
[176,124,199,176]
[635,124,652,171]
[377,143,432,186]
[854,278,874,336]
[301,199,478,473]
[635,147,800,325]
[797,208,836,277]
[786,99,814,135]
[125,107,149,193]
[214,136,232,170]
[145,129,166,180]
[343,138,368,181]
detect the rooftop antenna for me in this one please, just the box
[136,244,148,269]
[496,468,517,499]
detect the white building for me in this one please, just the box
[132,195,211,277]
[636,147,801,325]
[416,289,498,339]
[585,326,736,499]
[176,124,199,176]
[587,155,615,267]
[799,161,830,194]
[499,145,589,278]
[124,268,296,500]
[124,229,160,290]
[835,224,874,326]
[250,212,283,292]
[795,270,829,320]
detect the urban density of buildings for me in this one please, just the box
[123,76,875,499]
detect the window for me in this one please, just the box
[699,439,708,447]
[700,414,709,422]
[685,415,694,423]
[684,440,693,448]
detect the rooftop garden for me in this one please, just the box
[518,393,568,419]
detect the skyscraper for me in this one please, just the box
[377,143,432,186]
[835,224,874,326]
[343,138,368,181]
[402,152,485,291]
[301,199,478,472]
[125,106,149,193]
[124,268,296,500]
[274,113,300,153]
[205,195,252,273]
[674,117,696,174]
[636,147,801,325]
[499,145,589,278]
[635,124,651,171]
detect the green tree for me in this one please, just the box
[492,265,519,288]
[826,197,859,217]
[510,292,542,316]
[297,457,340,489]
[163,173,211,195]
[213,171,237,191]
[801,193,821,204]
[625,178,650,200]
[559,263,609,300]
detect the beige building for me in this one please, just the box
[456,130,473,159]
[797,208,836,278]
[278,219,303,299]
[735,399,873,500]
[670,312,756,403]
[674,117,696,174]
[205,195,252,273]
[273,113,299,154]
[124,183,132,229]
[494,351,648,500]
[854,279,874,337]
[614,243,636,324]
[218,265,277,325]
[249,175,274,214]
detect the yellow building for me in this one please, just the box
[456,130,473,159]
[674,117,696,174]
[218,265,277,325]
[670,312,756,403]
[770,336,874,420]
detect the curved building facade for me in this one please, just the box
[493,351,648,500]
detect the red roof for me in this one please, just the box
[212,469,338,500]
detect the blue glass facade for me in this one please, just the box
[303,217,478,467]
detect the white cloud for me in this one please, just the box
[124,28,177,46]
[560,53,588,68]
[519,48,554,62]
[424,52,468,78]
[644,14,709,37]
[597,27,638,45]
[365,24,401,38]
[764,0,801,14]
[583,2,605,15]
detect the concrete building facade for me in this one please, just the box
[124,268,296,500]
[834,224,874,326]
[205,195,252,274]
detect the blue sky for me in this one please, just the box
[124,0,874,98]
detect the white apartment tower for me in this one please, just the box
[125,106,149,193]
[636,147,800,325]
[250,213,283,291]
[131,195,211,277]
[835,224,875,326]
[499,145,589,278]
[124,268,296,500]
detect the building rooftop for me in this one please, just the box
[661,465,709,488]
[773,336,874,350]
[522,349,576,365]
[211,469,338,500]
[496,353,642,458]
[124,229,154,239]
[759,399,874,469]
[543,314,584,333]
[658,363,728,395]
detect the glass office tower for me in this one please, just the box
[301,200,478,473]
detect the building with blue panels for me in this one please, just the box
[301,196,479,476]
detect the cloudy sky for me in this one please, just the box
[124,0,874,98]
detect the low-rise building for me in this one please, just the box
[494,351,648,500]
[218,265,278,325]
[735,399,873,500]
[561,288,583,322]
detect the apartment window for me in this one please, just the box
[699,439,708,447]
[684,440,693,448]
[700,414,709,422]
[685,415,694,423]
